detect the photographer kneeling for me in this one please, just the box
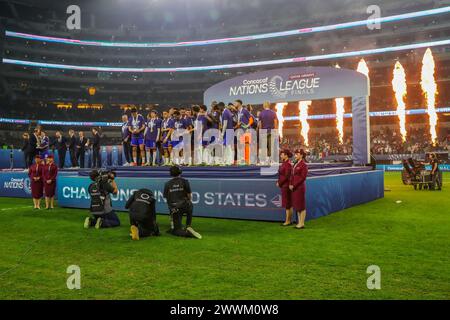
[84,170,121,229]
[163,166,202,239]
[125,188,160,240]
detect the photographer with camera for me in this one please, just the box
[125,189,160,240]
[163,166,202,239]
[84,169,121,229]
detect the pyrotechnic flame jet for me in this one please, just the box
[275,102,287,139]
[357,58,369,76]
[420,48,438,145]
[334,64,345,144]
[392,61,408,143]
[299,101,312,147]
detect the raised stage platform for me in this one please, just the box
[0,164,384,222]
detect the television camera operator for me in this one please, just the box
[84,169,121,229]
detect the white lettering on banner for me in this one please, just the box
[60,185,271,208]
[229,75,321,98]
[3,177,31,194]
[201,192,267,207]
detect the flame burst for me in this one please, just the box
[420,48,438,145]
[334,64,345,144]
[299,101,312,147]
[275,102,287,139]
[357,58,369,76]
[392,61,408,143]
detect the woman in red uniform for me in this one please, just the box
[277,149,293,226]
[28,155,44,209]
[289,149,308,229]
[43,155,58,209]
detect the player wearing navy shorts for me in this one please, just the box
[144,110,162,166]
[128,107,146,166]
[161,110,175,166]
[172,110,188,165]
[195,105,209,164]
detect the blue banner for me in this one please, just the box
[0,172,32,198]
[56,171,384,222]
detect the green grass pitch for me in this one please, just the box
[0,172,449,300]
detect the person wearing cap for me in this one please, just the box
[277,149,293,226]
[128,107,146,166]
[43,155,58,209]
[289,149,308,229]
[163,166,202,239]
[28,155,44,209]
[144,110,162,166]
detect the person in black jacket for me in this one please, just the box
[163,166,202,239]
[76,131,88,168]
[21,132,32,169]
[54,131,67,169]
[29,127,40,160]
[91,127,102,168]
[125,188,160,240]
[68,129,78,168]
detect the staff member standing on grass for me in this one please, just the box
[163,166,202,239]
[430,153,442,191]
[43,155,58,210]
[290,149,308,229]
[277,149,293,226]
[29,155,44,210]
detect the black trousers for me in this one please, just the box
[92,148,101,168]
[57,149,66,168]
[69,149,77,167]
[129,205,159,238]
[24,151,32,169]
[431,171,442,190]
[76,149,85,168]
[122,140,132,164]
[170,201,194,237]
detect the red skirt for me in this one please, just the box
[31,181,44,199]
[44,182,56,197]
[292,185,306,211]
[280,187,292,209]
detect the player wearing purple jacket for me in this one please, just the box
[161,110,175,165]
[128,107,146,166]
[258,101,279,164]
[144,110,162,166]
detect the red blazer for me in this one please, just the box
[28,163,44,182]
[290,160,308,190]
[278,160,292,188]
[43,163,58,183]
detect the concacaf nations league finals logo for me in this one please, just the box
[229,73,320,99]
[3,177,32,195]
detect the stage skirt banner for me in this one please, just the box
[55,171,384,221]
[0,172,32,198]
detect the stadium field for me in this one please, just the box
[0,172,449,300]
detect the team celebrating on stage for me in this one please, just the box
[121,100,279,166]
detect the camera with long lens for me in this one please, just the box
[96,170,116,184]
